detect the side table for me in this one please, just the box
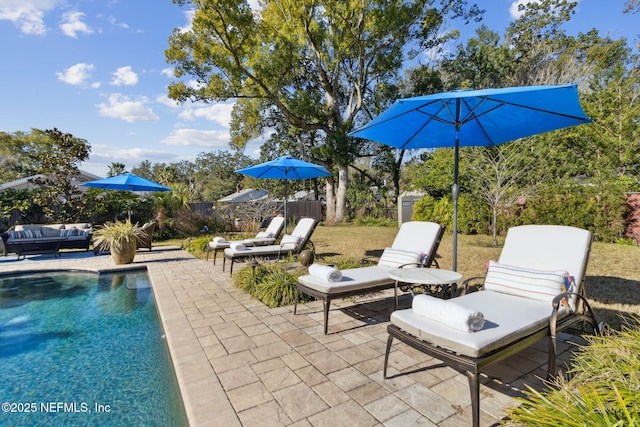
[388,268,463,309]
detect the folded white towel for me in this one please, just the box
[255,231,273,239]
[412,294,485,333]
[213,236,227,244]
[229,242,247,251]
[308,264,343,282]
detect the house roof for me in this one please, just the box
[0,170,103,192]
[218,188,268,203]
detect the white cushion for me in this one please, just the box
[378,248,420,269]
[484,260,568,303]
[391,290,568,358]
[280,234,301,249]
[298,266,394,294]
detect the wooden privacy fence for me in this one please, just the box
[191,200,323,223]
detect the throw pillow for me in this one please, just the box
[484,260,569,303]
[377,248,421,269]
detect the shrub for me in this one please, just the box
[232,262,309,308]
[504,318,640,426]
[354,216,396,227]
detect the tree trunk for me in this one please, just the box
[335,165,348,223]
[325,177,337,224]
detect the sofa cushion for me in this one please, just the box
[65,223,92,231]
[42,225,65,238]
[14,224,43,233]
[10,229,43,240]
[60,228,89,238]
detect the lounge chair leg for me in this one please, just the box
[230,259,234,275]
[222,257,226,272]
[383,335,394,379]
[213,250,217,265]
[466,371,480,427]
[548,334,557,380]
[323,300,330,335]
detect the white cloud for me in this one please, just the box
[178,9,194,33]
[161,67,174,78]
[161,128,230,148]
[509,0,538,19]
[56,62,95,85]
[90,146,177,165]
[110,66,138,86]
[60,11,92,38]
[156,94,182,108]
[0,0,62,35]
[98,93,159,123]
[178,103,233,127]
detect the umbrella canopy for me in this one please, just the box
[81,173,171,220]
[349,84,592,271]
[81,173,172,192]
[236,156,331,227]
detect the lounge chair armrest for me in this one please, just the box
[460,276,485,295]
[550,291,600,335]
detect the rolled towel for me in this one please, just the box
[229,242,247,251]
[308,263,343,282]
[213,236,227,244]
[412,294,485,333]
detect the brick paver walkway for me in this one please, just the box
[0,247,579,426]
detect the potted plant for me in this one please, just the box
[92,220,144,264]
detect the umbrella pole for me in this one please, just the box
[452,116,461,272]
[284,179,288,234]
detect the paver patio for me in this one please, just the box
[0,247,581,426]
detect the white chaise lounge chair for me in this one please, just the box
[384,224,602,427]
[206,216,285,264]
[294,221,445,334]
[222,217,318,275]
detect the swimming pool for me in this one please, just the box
[0,270,188,426]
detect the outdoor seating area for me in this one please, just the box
[384,224,602,427]
[0,246,592,427]
[294,221,444,334]
[0,222,92,259]
[206,216,285,264]
[222,217,318,275]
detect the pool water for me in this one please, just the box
[0,271,188,427]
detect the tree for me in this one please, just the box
[466,141,544,245]
[165,0,482,223]
[108,162,128,177]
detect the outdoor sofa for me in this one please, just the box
[1,223,93,259]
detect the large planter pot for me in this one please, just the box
[110,239,137,265]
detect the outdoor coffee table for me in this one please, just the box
[12,238,67,261]
[388,268,463,308]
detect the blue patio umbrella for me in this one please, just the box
[81,173,172,192]
[349,84,592,271]
[236,156,331,228]
[81,173,172,219]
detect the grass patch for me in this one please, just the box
[505,317,640,426]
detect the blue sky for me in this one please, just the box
[0,1,637,178]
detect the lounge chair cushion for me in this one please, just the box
[378,248,421,268]
[484,261,569,303]
[280,234,302,249]
[391,290,568,358]
[298,265,393,294]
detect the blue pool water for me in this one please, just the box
[0,271,188,427]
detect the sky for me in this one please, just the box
[0,0,637,178]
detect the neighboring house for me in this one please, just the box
[0,170,102,192]
[218,188,268,203]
